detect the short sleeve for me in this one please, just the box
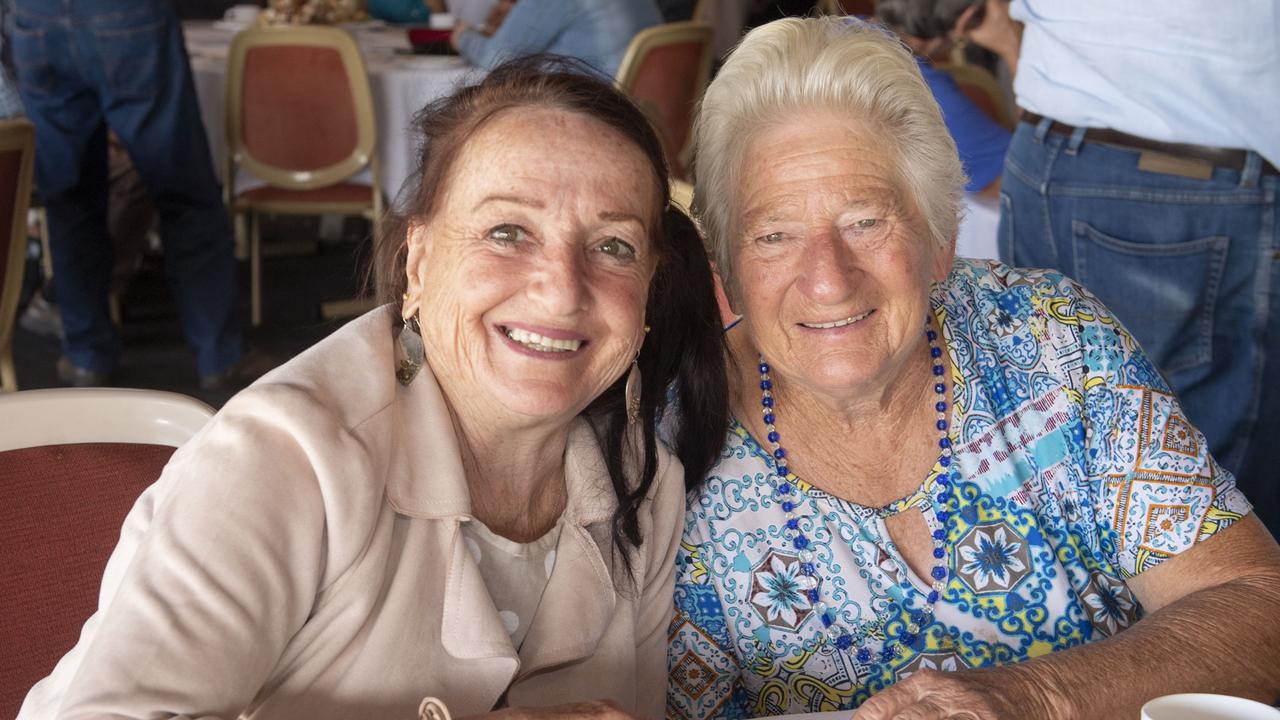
[919,61,1011,192]
[666,511,748,720]
[1062,277,1253,578]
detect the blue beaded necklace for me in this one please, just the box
[758,317,958,663]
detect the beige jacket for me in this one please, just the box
[20,308,683,720]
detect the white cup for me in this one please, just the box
[1142,694,1280,720]
[224,4,261,24]
[429,12,455,30]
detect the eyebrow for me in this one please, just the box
[475,194,545,210]
[598,210,646,225]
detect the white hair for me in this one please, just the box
[692,16,966,299]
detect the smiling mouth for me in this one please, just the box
[502,326,584,353]
[799,309,873,329]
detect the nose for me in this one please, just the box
[797,227,858,304]
[528,242,589,316]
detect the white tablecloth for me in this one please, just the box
[185,21,482,203]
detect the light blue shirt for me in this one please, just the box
[1010,0,1280,166]
[457,0,662,78]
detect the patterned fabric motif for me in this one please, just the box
[667,259,1251,718]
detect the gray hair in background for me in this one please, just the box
[875,0,982,39]
[692,16,966,300]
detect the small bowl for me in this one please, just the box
[1142,693,1280,720]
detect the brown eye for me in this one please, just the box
[759,232,785,244]
[487,224,525,244]
[598,237,637,262]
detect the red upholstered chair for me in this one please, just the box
[225,25,381,326]
[0,388,213,718]
[615,22,714,181]
[0,118,36,392]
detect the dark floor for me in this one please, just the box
[12,216,373,409]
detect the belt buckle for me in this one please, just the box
[1137,151,1213,180]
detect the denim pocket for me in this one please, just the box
[92,18,167,102]
[1072,220,1228,374]
[8,23,54,95]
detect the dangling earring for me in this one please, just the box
[625,361,642,424]
[396,308,425,386]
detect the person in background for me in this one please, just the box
[18,58,729,720]
[875,0,1013,199]
[9,0,264,389]
[449,0,662,77]
[668,17,1280,719]
[997,0,1280,537]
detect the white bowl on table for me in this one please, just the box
[1142,694,1280,720]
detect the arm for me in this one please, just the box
[955,0,1022,79]
[454,0,569,69]
[633,455,687,719]
[855,516,1280,719]
[55,393,332,719]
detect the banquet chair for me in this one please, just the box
[0,388,214,718]
[615,22,714,181]
[0,118,36,392]
[225,25,382,326]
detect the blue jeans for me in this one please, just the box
[10,0,242,376]
[999,118,1280,537]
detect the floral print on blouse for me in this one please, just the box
[667,259,1252,719]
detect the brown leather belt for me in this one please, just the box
[1020,111,1278,179]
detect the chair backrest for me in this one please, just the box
[0,119,36,393]
[815,0,877,15]
[225,25,377,192]
[615,22,714,181]
[937,62,1013,130]
[0,388,214,718]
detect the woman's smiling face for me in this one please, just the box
[732,110,953,403]
[405,106,659,426]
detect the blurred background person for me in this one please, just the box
[997,0,1280,536]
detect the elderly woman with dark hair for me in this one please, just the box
[667,17,1280,720]
[18,58,728,720]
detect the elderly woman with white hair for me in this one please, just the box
[667,16,1280,720]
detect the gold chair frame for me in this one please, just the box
[224,25,382,326]
[0,119,35,392]
[615,21,715,180]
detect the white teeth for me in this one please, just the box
[504,327,582,353]
[801,310,871,329]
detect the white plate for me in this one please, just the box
[1142,694,1280,720]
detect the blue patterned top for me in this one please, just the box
[667,259,1252,719]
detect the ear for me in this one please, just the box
[403,221,431,315]
[932,233,957,283]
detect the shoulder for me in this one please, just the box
[683,422,771,535]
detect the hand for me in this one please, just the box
[852,668,1064,720]
[954,0,1022,66]
[473,700,644,720]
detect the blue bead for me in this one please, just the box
[778,482,792,494]
[911,611,926,625]
[934,383,946,394]
[786,518,799,530]
[762,396,774,407]
[881,648,896,662]
[939,455,951,467]
[821,613,834,628]
[932,365,945,376]
[937,493,952,503]
[938,477,951,487]
[774,448,786,459]
[936,510,950,522]
[938,437,951,448]
[932,528,945,540]
[926,330,937,341]
[927,590,940,603]
[930,347,942,358]
[856,648,872,663]
[763,413,775,424]
[936,419,948,430]
[807,589,820,603]
[835,634,854,650]
[801,563,815,575]
[758,363,769,374]
[777,465,789,476]
[935,401,947,412]
[901,633,917,647]
[760,380,773,390]
[933,547,945,559]
[781,501,795,512]
[931,566,947,580]
[768,431,780,443]
[793,535,809,549]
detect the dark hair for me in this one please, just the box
[875,0,982,40]
[371,56,728,579]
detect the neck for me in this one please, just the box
[444,395,571,543]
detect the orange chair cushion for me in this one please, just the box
[0,443,174,719]
[241,44,359,171]
[236,181,375,205]
[628,40,705,179]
